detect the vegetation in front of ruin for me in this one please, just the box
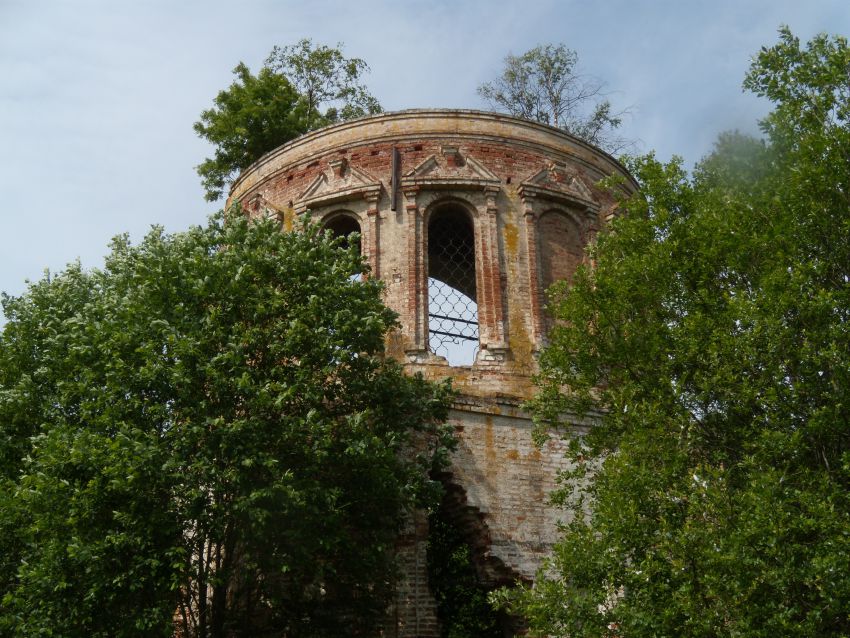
[494,27,850,637]
[427,493,505,638]
[5,20,849,638]
[0,209,453,637]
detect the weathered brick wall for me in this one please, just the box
[389,511,441,638]
[231,110,636,637]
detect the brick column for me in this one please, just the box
[476,186,507,361]
[392,511,440,638]
[365,192,380,278]
[522,195,545,350]
[404,188,429,360]
[582,208,600,272]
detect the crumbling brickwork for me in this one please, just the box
[230,110,637,637]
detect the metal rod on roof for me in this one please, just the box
[391,147,400,211]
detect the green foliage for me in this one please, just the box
[478,43,631,153]
[194,64,309,202]
[265,39,383,129]
[495,29,850,637]
[195,40,382,201]
[0,210,452,637]
[427,500,504,638]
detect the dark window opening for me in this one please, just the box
[324,214,363,280]
[324,214,361,250]
[428,206,479,365]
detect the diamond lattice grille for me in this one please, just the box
[428,210,479,364]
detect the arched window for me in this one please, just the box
[323,213,361,251]
[323,212,363,280]
[427,204,478,366]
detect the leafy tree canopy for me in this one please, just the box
[265,39,383,129]
[478,43,632,154]
[495,28,850,637]
[0,210,452,637]
[195,40,382,201]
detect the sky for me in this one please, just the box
[1,0,848,316]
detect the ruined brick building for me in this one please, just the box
[228,110,637,636]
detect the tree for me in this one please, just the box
[478,44,631,154]
[194,64,310,202]
[494,29,850,636]
[427,502,505,638]
[265,39,383,129]
[0,210,453,637]
[195,41,382,201]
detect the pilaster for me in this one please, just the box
[365,192,381,278]
[475,185,507,362]
[404,188,429,361]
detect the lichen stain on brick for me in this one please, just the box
[503,221,518,258]
[484,415,496,466]
[283,207,295,232]
[230,110,636,638]
[450,368,471,384]
[385,328,405,360]
[507,303,535,372]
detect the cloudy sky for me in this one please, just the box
[1,0,848,314]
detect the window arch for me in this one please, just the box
[538,209,584,328]
[323,212,362,251]
[427,203,479,366]
[322,211,364,280]
[538,209,583,287]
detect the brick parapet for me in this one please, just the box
[229,110,636,204]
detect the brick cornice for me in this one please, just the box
[228,109,637,204]
[516,183,600,215]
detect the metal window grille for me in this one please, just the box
[428,209,479,364]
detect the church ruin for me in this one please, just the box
[228,109,637,636]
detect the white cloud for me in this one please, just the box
[1,0,848,310]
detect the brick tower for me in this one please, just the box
[229,110,637,636]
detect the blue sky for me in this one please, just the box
[1,0,848,313]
